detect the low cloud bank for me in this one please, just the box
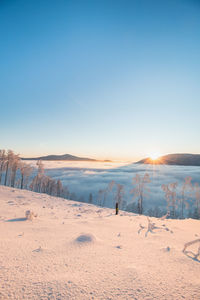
[45,163,200,213]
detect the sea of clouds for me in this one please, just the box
[31,161,200,213]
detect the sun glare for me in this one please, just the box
[149,152,161,161]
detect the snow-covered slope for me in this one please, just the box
[0,186,199,300]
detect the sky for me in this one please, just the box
[0,0,200,161]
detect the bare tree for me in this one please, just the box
[162,182,178,218]
[0,149,69,201]
[179,176,193,219]
[4,150,15,186]
[56,179,63,197]
[97,189,104,206]
[100,181,126,211]
[44,176,56,195]
[69,192,77,201]
[130,173,151,214]
[107,180,116,207]
[63,186,70,199]
[30,160,45,192]
[88,193,93,204]
[19,162,33,189]
[126,201,138,213]
[10,154,20,187]
[0,150,6,184]
[194,183,200,218]
[115,183,125,209]
[152,206,162,218]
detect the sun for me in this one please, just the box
[149,152,161,161]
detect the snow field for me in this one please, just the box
[0,186,199,299]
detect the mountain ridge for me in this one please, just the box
[136,153,200,166]
[21,153,111,162]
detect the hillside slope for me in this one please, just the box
[0,186,199,299]
[22,153,97,161]
[137,153,200,166]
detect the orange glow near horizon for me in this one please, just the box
[149,152,161,161]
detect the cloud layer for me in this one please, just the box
[42,162,200,212]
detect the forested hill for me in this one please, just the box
[22,154,97,161]
[137,153,200,166]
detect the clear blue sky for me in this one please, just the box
[0,0,200,161]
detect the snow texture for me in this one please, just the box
[0,185,199,299]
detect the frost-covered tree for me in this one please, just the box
[69,192,77,201]
[97,185,111,207]
[115,183,125,209]
[179,176,193,218]
[153,206,162,218]
[30,160,45,192]
[126,201,138,213]
[4,150,15,186]
[194,183,200,219]
[0,150,70,201]
[0,150,6,184]
[19,162,33,189]
[130,173,151,214]
[146,206,165,218]
[193,207,200,219]
[56,179,63,197]
[10,154,20,187]
[1,150,32,188]
[40,175,48,193]
[162,182,178,218]
[88,193,93,204]
[102,188,109,207]
[146,207,154,217]
[78,195,85,202]
[63,186,70,199]
[97,181,126,210]
[108,180,116,207]
[37,160,44,174]
[97,190,104,206]
[47,177,56,195]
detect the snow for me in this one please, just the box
[0,185,199,299]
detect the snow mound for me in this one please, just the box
[74,233,96,245]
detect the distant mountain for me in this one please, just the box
[136,153,200,166]
[22,154,98,161]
